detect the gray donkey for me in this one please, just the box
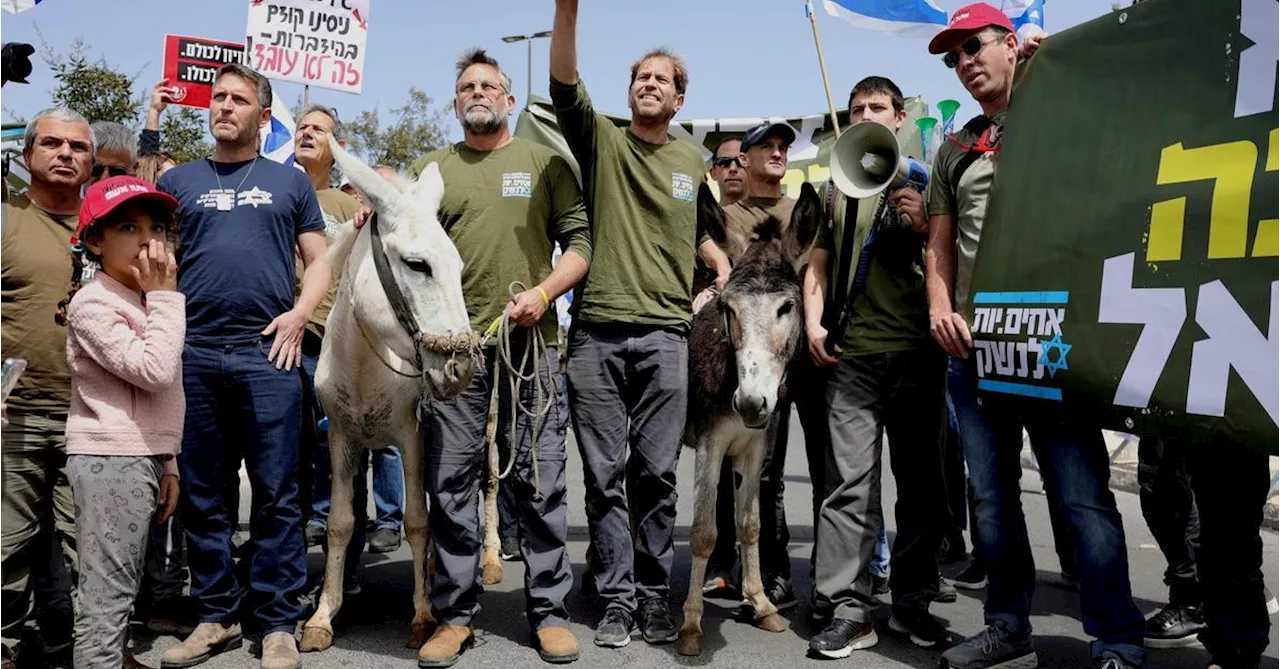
[677,182,823,656]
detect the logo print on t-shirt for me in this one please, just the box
[237,187,274,208]
[502,172,533,198]
[195,187,275,210]
[672,172,694,202]
[322,211,343,238]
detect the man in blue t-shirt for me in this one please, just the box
[156,63,329,669]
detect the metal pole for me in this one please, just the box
[526,38,533,107]
[302,84,310,109]
[806,1,842,137]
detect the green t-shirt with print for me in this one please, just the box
[414,137,591,344]
[549,76,707,330]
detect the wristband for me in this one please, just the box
[534,286,550,309]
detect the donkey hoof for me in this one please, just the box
[299,626,333,652]
[407,621,436,649]
[756,613,787,633]
[480,561,504,585]
[676,630,703,656]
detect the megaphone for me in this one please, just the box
[829,121,929,199]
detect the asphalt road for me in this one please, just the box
[132,416,1280,669]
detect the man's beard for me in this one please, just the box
[460,104,504,135]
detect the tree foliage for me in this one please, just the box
[159,107,212,163]
[43,38,142,126]
[343,87,452,171]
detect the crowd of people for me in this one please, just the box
[0,1,1273,668]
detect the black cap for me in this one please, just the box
[739,121,796,153]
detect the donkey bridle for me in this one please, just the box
[367,213,478,374]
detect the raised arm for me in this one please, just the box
[550,0,579,86]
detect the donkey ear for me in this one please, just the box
[697,183,727,246]
[788,182,822,252]
[329,136,404,221]
[411,161,446,220]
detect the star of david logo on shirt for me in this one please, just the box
[1038,334,1072,378]
[237,186,274,208]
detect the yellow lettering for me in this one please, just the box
[1153,140,1257,260]
[1254,128,1278,257]
[1148,198,1187,262]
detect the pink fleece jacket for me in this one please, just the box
[64,273,186,478]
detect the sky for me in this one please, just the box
[0,0,1124,138]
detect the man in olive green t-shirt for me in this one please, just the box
[412,48,590,668]
[1,107,94,665]
[801,77,950,655]
[549,0,732,649]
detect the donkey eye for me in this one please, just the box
[777,301,794,318]
[403,258,432,275]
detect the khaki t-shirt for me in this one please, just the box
[1,194,79,413]
[414,138,591,344]
[721,195,796,261]
[927,110,1004,318]
[816,188,930,357]
[550,77,708,330]
[297,187,363,338]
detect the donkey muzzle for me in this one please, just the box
[732,390,771,429]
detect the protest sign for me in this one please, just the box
[245,0,370,94]
[968,0,1278,451]
[161,35,245,109]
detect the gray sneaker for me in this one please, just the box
[940,623,1037,669]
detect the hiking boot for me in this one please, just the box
[808,618,877,659]
[637,598,678,644]
[1096,651,1139,669]
[593,608,633,648]
[161,622,243,668]
[888,608,946,648]
[940,622,1037,669]
[305,523,326,548]
[950,562,988,590]
[1144,604,1205,648]
[499,536,520,562]
[417,625,474,668]
[260,632,300,669]
[534,626,579,664]
[936,575,958,603]
[368,527,402,554]
[763,576,799,611]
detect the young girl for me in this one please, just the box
[58,175,185,669]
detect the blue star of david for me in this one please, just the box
[1038,334,1072,378]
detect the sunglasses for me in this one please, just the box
[711,156,742,169]
[91,164,130,179]
[943,34,999,69]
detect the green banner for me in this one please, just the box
[513,93,931,200]
[969,0,1278,451]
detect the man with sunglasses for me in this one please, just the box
[1,107,95,669]
[89,121,137,184]
[922,5,1145,669]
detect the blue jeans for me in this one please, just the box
[870,524,890,579]
[179,340,306,636]
[947,357,1145,666]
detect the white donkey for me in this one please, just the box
[677,183,822,656]
[300,138,478,652]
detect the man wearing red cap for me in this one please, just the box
[922,5,1145,669]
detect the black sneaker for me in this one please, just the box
[1143,604,1205,649]
[593,608,634,648]
[935,576,958,603]
[637,598,678,644]
[808,618,878,659]
[305,522,326,548]
[888,607,947,648]
[940,622,1037,669]
[368,526,402,554]
[763,576,799,611]
[499,536,520,562]
[1096,651,1139,669]
[872,572,890,595]
[949,562,988,590]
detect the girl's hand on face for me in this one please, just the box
[131,239,179,293]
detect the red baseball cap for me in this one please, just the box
[75,175,179,244]
[928,3,1016,54]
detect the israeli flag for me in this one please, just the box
[1002,0,1047,39]
[821,0,948,38]
[260,102,300,169]
[1,0,43,14]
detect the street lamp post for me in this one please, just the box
[501,30,553,106]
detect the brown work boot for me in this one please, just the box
[161,622,243,668]
[260,632,300,669]
[534,626,579,664]
[417,625,474,667]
